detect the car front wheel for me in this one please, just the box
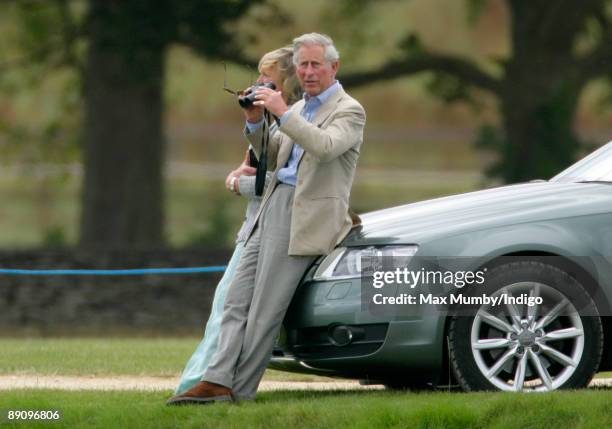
[449,260,603,392]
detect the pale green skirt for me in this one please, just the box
[174,241,245,394]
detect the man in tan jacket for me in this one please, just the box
[168,33,366,404]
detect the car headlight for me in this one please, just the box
[313,245,419,281]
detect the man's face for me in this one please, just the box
[295,44,338,96]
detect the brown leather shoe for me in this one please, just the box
[166,381,234,405]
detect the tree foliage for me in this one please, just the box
[341,0,612,183]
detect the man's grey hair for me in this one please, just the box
[292,33,339,65]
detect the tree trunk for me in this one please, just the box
[79,0,166,249]
[496,63,582,182]
[488,0,591,183]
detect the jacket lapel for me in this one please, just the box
[295,86,345,165]
[312,86,345,126]
[276,139,294,171]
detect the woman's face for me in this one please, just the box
[257,65,283,92]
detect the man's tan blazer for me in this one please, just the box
[246,86,366,256]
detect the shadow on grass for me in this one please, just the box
[250,383,612,404]
[252,389,389,404]
[588,385,612,391]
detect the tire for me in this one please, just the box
[448,260,603,392]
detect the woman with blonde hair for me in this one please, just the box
[172,46,300,397]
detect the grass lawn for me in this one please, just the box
[2,338,612,428]
[1,337,610,381]
[0,338,332,382]
[2,389,612,428]
[1,337,609,380]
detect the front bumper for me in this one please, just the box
[270,275,447,379]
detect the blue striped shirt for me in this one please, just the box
[277,81,341,186]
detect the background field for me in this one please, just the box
[0,167,480,248]
[0,338,329,381]
[0,338,609,380]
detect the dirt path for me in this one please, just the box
[0,375,383,392]
[1,375,610,391]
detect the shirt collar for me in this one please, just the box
[303,80,341,105]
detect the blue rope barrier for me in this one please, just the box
[0,266,227,276]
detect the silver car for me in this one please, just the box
[272,141,612,392]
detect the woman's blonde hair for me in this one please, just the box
[258,45,302,105]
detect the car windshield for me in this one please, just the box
[550,140,612,183]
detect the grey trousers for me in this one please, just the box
[202,184,316,400]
